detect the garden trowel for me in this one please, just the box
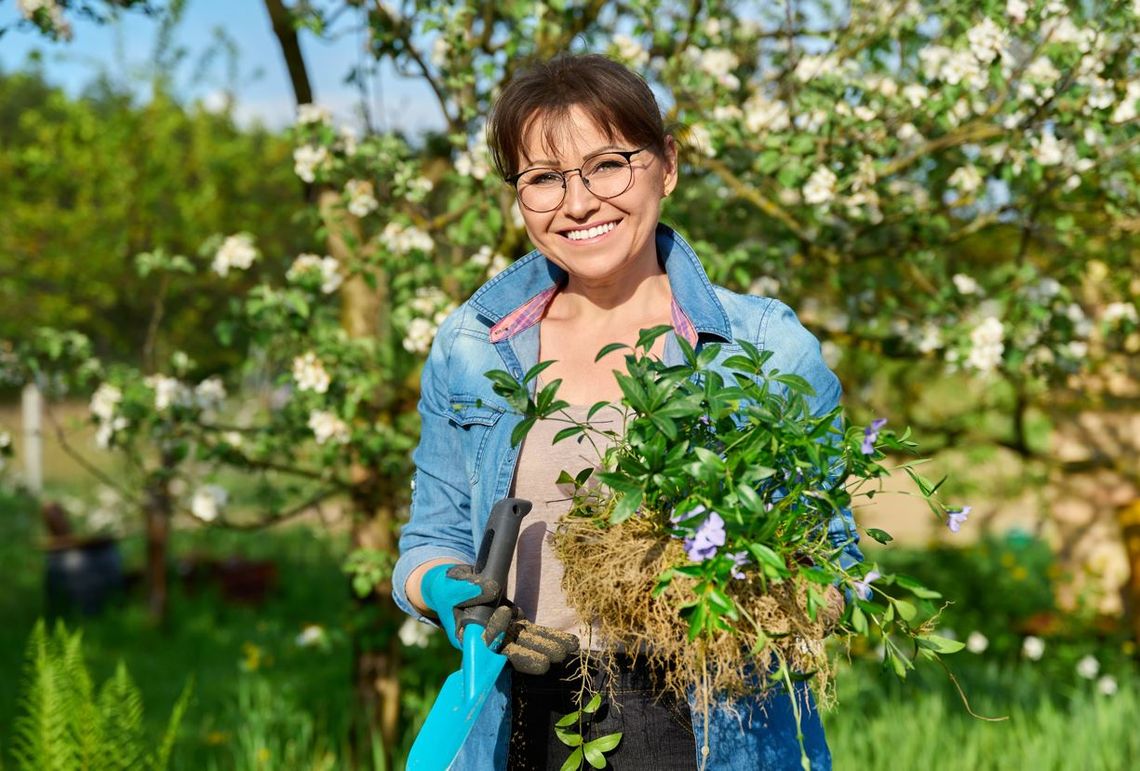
[406,497,531,770]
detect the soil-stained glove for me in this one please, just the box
[481,604,580,676]
[420,563,501,649]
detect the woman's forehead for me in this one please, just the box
[519,106,628,165]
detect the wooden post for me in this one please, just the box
[21,383,43,493]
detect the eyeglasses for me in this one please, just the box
[505,146,650,213]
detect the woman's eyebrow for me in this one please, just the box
[522,145,627,168]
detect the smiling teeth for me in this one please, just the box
[567,221,617,241]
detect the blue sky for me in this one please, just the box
[0,0,444,133]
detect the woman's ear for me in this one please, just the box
[661,135,679,197]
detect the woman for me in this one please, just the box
[393,54,861,770]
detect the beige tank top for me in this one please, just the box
[506,403,624,647]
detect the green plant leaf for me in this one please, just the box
[555,727,584,747]
[589,732,622,753]
[555,709,582,728]
[917,634,966,654]
[583,692,603,714]
[865,528,893,544]
[594,342,629,362]
[560,747,584,771]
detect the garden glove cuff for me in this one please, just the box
[420,563,501,649]
[481,604,580,676]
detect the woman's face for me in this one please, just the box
[515,106,677,287]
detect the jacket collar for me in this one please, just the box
[468,223,733,342]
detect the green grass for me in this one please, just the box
[2,484,1137,770]
[825,658,1139,770]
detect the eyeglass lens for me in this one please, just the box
[516,154,634,212]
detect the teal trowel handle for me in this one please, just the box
[458,497,531,637]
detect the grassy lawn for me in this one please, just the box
[1,485,1136,770]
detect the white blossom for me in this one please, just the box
[380,222,434,255]
[742,92,790,133]
[965,316,1005,372]
[90,383,122,423]
[1026,277,1062,302]
[345,179,379,218]
[948,165,984,195]
[1076,654,1100,680]
[296,103,331,126]
[1031,129,1065,166]
[398,617,435,648]
[430,36,450,68]
[1110,81,1140,124]
[455,149,491,180]
[1022,635,1045,660]
[914,324,944,354]
[195,377,227,410]
[212,234,258,277]
[296,624,327,648]
[17,0,71,39]
[405,176,434,200]
[190,484,228,522]
[694,48,740,89]
[803,166,838,206]
[488,252,513,278]
[308,410,350,445]
[293,144,330,184]
[145,375,191,411]
[686,124,715,157]
[967,18,1009,64]
[901,84,928,108]
[1062,340,1089,360]
[94,417,129,449]
[1086,77,1116,111]
[749,276,781,297]
[1006,0,1029,24]
[0,431,9,450]
[1097,675,1118,696]
[966,631,989,653]
[292,352,331,394]
[222,431,244,448]
[793,54,839,83]
[470,245,495,269]
[896,122,921,144]
[1103,302,1139,325]
[403,318,438,354]
[287,254,343,294]
[612,34,649,68]
[338,125,359,156]
[952,273,980,295]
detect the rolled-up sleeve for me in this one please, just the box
[392,322,479,621]
[757,300,863,572]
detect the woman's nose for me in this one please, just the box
[561,171,600,218]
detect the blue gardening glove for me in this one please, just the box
[420,563,502,649]
[420,564,579,673]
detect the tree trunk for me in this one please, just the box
[143,454,175,623]
[1119,499,1140,647]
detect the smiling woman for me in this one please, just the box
[392,54,859,771]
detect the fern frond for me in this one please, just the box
[148,678,193,771]
[10,620,71,771]
[57,623,100,771]
[95,663,144,771]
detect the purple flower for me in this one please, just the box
[947,506,971,534]
[670,503,705,526]
[852,569,881,600]
[861,418,888,455]
[683,510,726,561]
[729,551,749,580]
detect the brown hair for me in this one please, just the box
[487,54,668,179]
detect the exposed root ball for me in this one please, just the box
[551,514,833,706]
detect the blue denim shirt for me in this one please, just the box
[394,224,860,770]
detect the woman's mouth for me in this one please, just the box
[561,219,620,243]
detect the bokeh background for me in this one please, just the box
[1,1,1138,769]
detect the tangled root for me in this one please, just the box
[551,514,833,710]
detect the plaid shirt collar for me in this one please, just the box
[473,224,728,346]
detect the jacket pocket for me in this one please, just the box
[446,395,504,485]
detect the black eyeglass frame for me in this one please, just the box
[504,145,652,212]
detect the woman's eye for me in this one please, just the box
[526,171,563,186]
[588,159,625,174]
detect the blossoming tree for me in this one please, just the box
[9,0,1140,760]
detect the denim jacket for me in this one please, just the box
[394,224,861,770]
